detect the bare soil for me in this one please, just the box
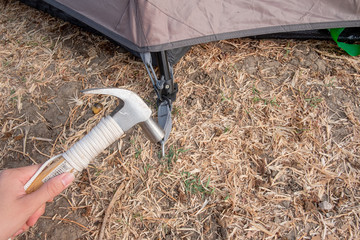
[1,1,359,240]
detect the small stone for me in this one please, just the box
[319,201,333,210]
[280,200,291,208]
[274,216,282,223]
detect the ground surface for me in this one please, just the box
[1,1,360,240]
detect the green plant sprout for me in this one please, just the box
[143,163,151,174]
[181,171,215,197]
[305,97,322,108]
[160,146,188,168]
[221,91,232,102]
[134,148,142,159]
[252,87,279,106]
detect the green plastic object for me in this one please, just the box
[329,28,360,56]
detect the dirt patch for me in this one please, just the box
[1,1,360,240]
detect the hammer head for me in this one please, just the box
[82,88,164,143]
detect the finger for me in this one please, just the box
[0,165,41,186]
[21,223,29,232]
[26,204,46,227]
[13,229,24,238]
[22,172,74,211]
[12,224,29,238]
[15,164,42,184]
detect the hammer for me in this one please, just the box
[24,88,164,193]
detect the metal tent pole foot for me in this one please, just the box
[141,51,177,157]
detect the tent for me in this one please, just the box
[19,0,360,144]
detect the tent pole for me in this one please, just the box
[155,51,178,102]
[140,51,175,156]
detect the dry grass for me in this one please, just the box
[1,1,360,240]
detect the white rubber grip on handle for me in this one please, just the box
[62,116,124,172]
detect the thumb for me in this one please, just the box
[25,172,75,207]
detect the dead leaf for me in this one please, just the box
[1,131,13,140]
[14,134,24,141]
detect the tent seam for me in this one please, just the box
[136,0,150,47]
[201,3,216,35]
[145,0,205,36]
[115,0,130,29]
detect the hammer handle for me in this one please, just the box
[25,155,73,193]
[25,116,124,193]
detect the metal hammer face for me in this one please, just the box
[82,88,165,143]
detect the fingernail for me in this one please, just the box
[14,229,23,236]
[61,172,75,187]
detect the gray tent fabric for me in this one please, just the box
[44,0,360,53]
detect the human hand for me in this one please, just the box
[0,165,75,240]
